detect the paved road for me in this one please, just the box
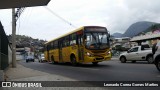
[19,58,160,81]
[18,58,160,90]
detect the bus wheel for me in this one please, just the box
[92,62,98,65]
[71,55,78,66]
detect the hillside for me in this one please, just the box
[122,21,157,37]
[143,24,160,33]
[8,35,47,51]
[112,32,122,38]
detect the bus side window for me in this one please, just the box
[54,40,58,49]
[62,38,65,47]
[70,33,77,45]
[66,36,70,46]
[62,37,69,47]
[51,42,54,49]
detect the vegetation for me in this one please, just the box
[8,34,47,52]
[144,24,160,33]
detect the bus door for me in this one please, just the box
[58,39,63,63]
[77,31,84,61]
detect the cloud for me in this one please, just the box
[0,0,160,40]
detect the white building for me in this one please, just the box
[112,37,131,49]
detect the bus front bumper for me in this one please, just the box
[83,55,111,63]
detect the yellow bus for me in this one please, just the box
[44,26,111,65]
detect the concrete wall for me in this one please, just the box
[16,55,24,60]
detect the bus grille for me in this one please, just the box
[96,57,104,60]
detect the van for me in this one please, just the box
[38,54,45,62]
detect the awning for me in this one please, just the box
[0,0,51,9]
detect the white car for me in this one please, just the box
[38,54,45,62]
[119,45,153,63]
[26,54,35,62]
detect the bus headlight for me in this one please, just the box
[106,51,111,55]
[87,52,90,56]
[86,52,94,57]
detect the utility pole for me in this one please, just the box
[12,8,16,68]
[12,7,25,68]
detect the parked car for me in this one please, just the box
[119,45,153,63]
[153,41,160,72]
[26,53,35,62]
[38,54,45,63]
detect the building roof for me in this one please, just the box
[0,0,50,9]
[130,33,160,42]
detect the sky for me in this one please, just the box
[0,0,160,41]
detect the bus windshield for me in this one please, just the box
[85,32,110,50]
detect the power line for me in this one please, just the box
[44,6,77,28]
[15,7,26,35]
[15,7,26,22]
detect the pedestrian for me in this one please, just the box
[152,42,157,54]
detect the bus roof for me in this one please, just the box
[45,26,106,45]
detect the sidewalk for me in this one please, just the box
[4,62,75,81]
[2,61,108,90]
